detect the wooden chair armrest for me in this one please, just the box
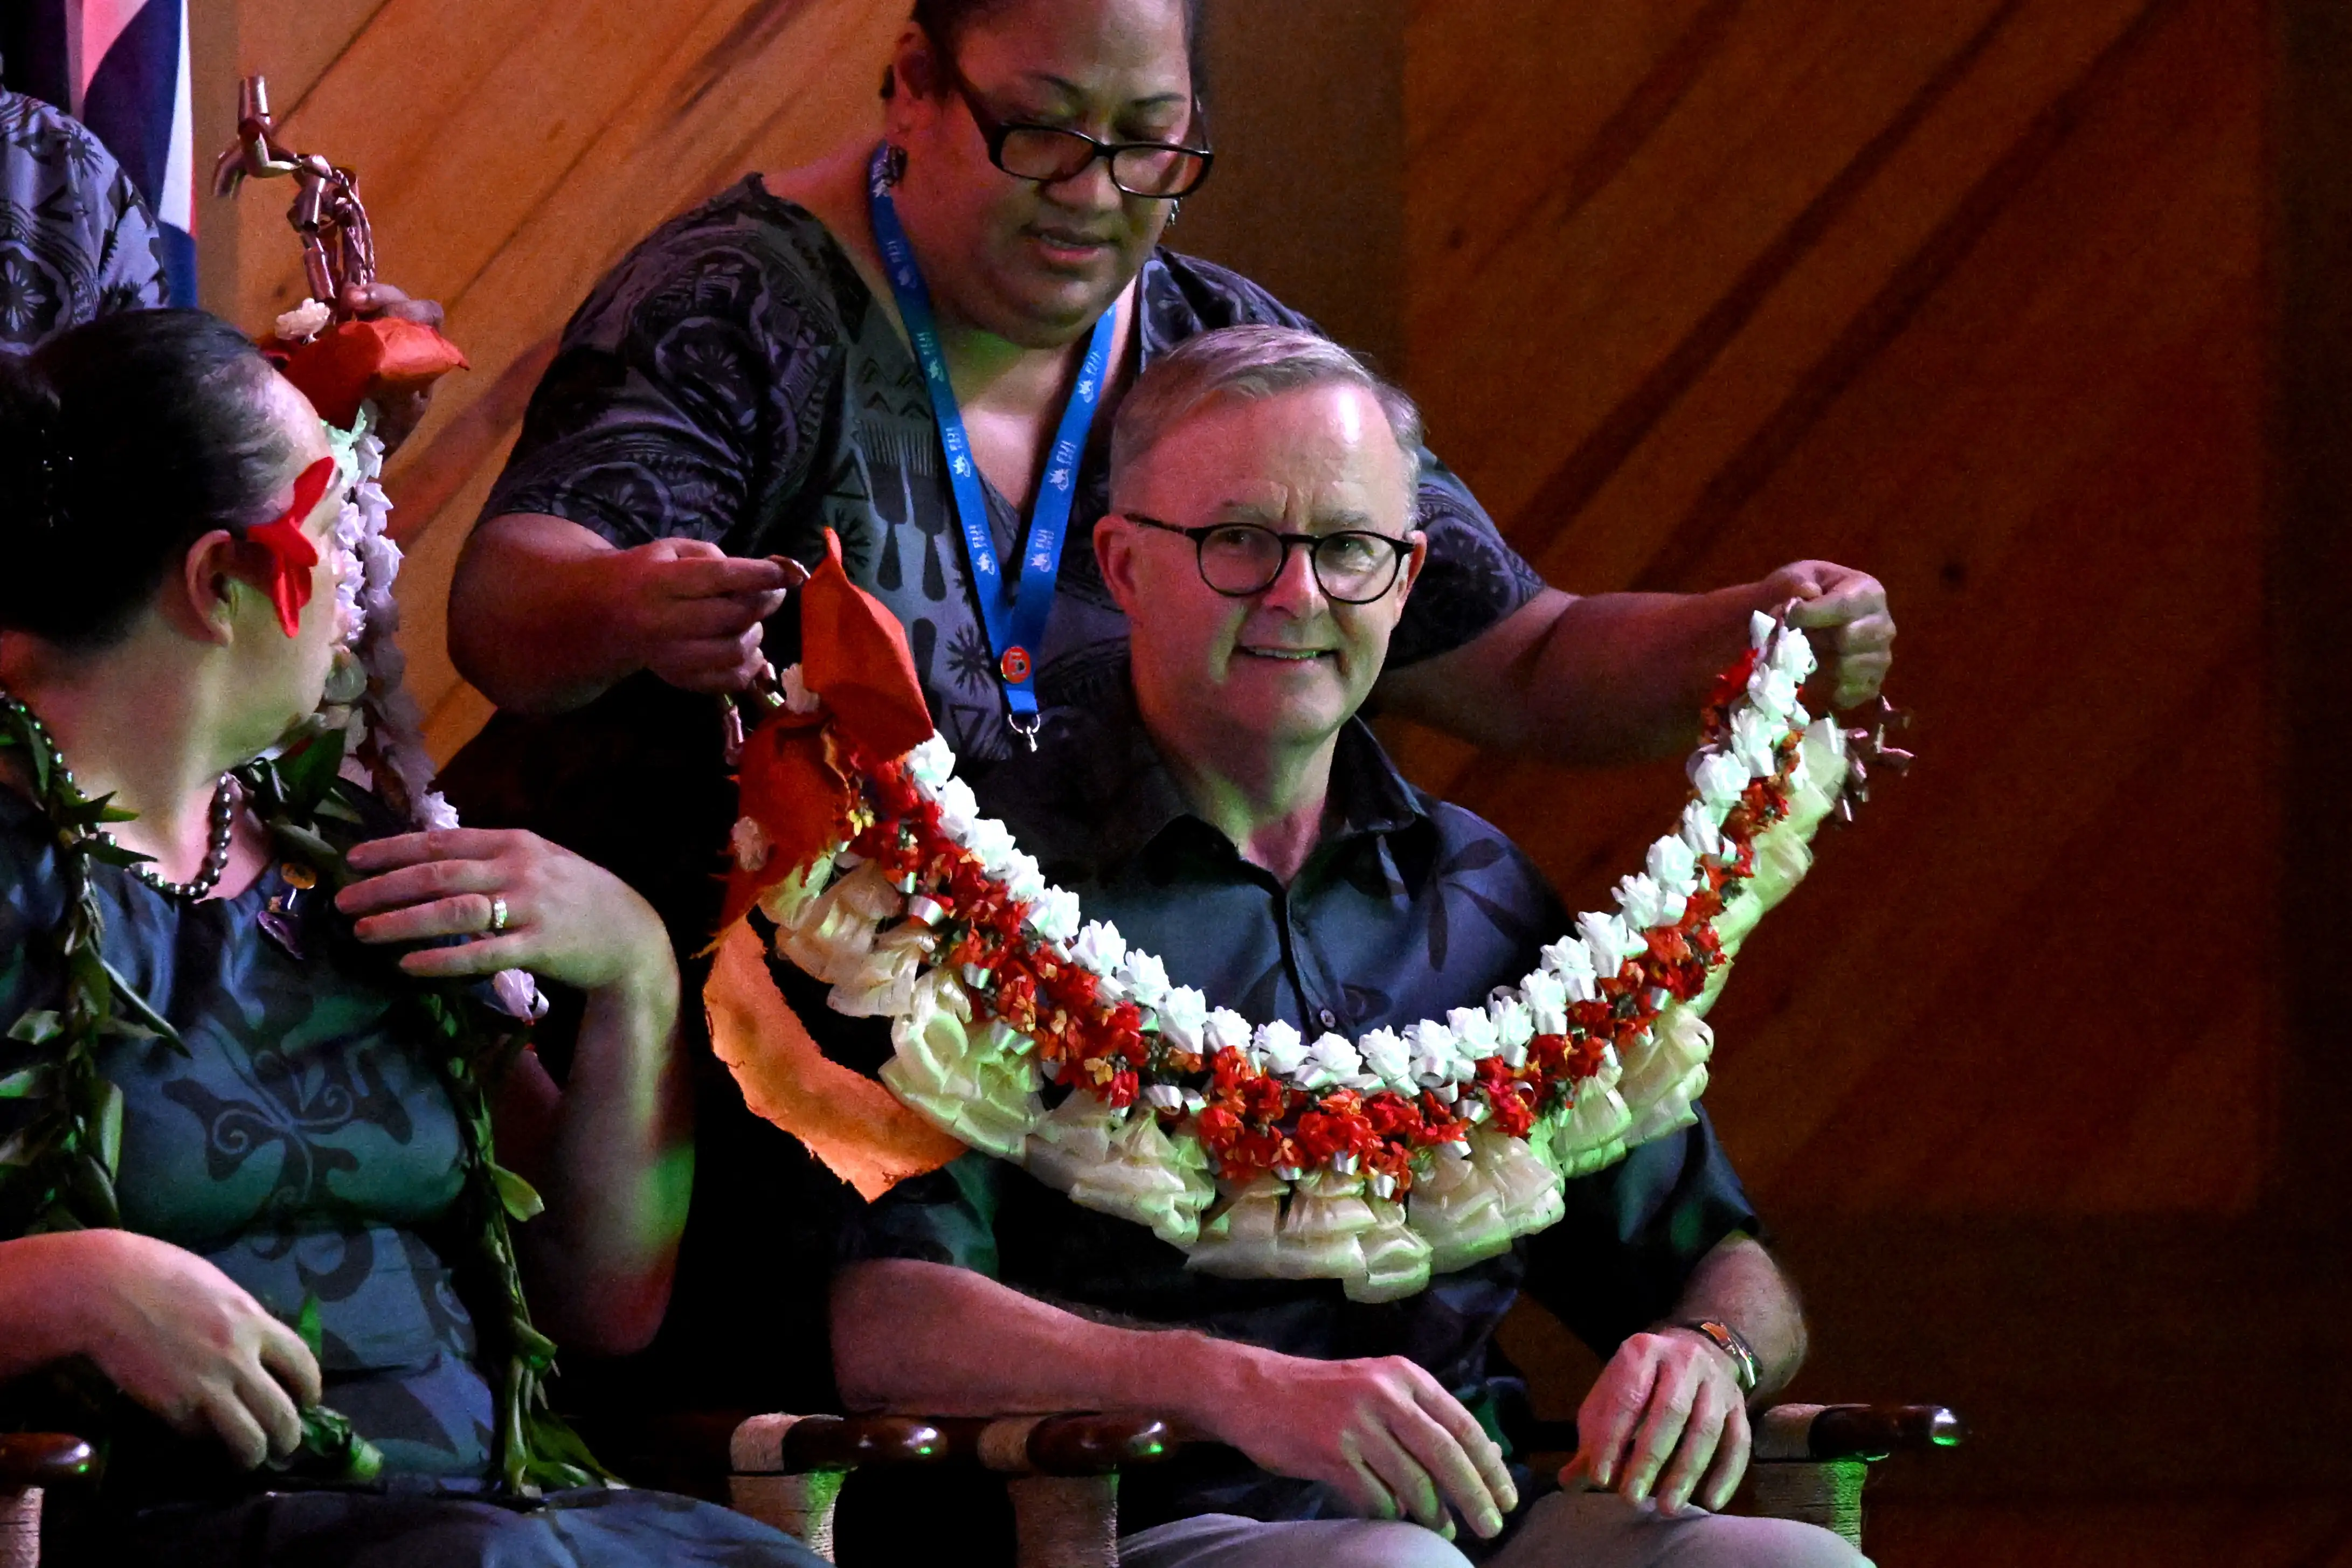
[1753,1403,1966,1463]
[0,1434,94,1490]
[730,1412,1179,1476]
[937,1413,1178,1476]
[727,1412,1179,1566]
[732,1414,950,1474]
[1508,1402,1964,1465]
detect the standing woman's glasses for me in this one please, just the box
[943,54,1214,198]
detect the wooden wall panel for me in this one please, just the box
[2278,0,2352,1230]
[1175,0,1407,371]
[1409,0,2307,1505]
[216,0,904,757]
[1401,0,2272,1219]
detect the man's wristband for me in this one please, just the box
[1671,1318,1760,1394]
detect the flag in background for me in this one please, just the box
[2,0,198,307]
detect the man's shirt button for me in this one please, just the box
[1317,1007,1339,1030]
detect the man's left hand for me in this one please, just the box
[1759,559,1894,710]
[1562,1327,1751,1515]
[338,281,446,454]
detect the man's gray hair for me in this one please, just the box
[1109,325,1425,499]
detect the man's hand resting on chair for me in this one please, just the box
[1200,1347,1519,1539]
[1562,1233,1808,1515]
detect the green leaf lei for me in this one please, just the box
[0,696,606,1499]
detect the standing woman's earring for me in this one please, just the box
[882,142,909,186]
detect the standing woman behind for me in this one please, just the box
[448,0,1892,788]
[0,310,822,1567]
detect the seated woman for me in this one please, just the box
[0,310,822,1567]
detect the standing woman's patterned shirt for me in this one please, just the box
[480,177,1541,762]
[0,90,165,352]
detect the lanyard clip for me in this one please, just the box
[1008,712,1041,753]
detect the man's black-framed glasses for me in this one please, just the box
[945,58,1214,199]
[1127,515,1416,603]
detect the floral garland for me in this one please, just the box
[315,406,541,1021]
[732,603,1862,1303]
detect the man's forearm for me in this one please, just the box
[1377,584,1774,766]
[449,513,640,713]
[833,1258,1248,1434]
[1663,1233,1808,1402]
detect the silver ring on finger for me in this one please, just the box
[488,895,509,934]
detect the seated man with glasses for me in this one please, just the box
[832,326,1862,1568]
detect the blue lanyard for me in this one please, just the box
[867,144,1119,743]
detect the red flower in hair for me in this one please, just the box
[243,456,337,636]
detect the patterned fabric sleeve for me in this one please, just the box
[1,91,165,351]
[90,150,166,315]
[482,187,843,553]
[1516,1108,1764,1354]
[1147,251,1548,667]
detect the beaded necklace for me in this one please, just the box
[0,690,236,901]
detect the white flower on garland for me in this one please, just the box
[1026,886,1083,946]
[1488,996,1534,1070]
[1403,1018,1466,1091]
[1202,1009,1251,1058]
[1537,938,1596,1004]
[1069,920,1127,981]
[1692,750,1749,811]
[1730,706,1783,779]
[931,776,981,840]
[1157,985,1209,1054]
[1578,910,1642,973]
[1299,1033,1364,1093]
[1678,800,1725,860]
[905,734,957,787]
[1614,872,1682,932]
[1647,834,1699,894]
[1519,969,1571,1035]
[1118,948,1172,1012]
[1254,1019,1308,1078]
[1357,1026,1411,1091]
